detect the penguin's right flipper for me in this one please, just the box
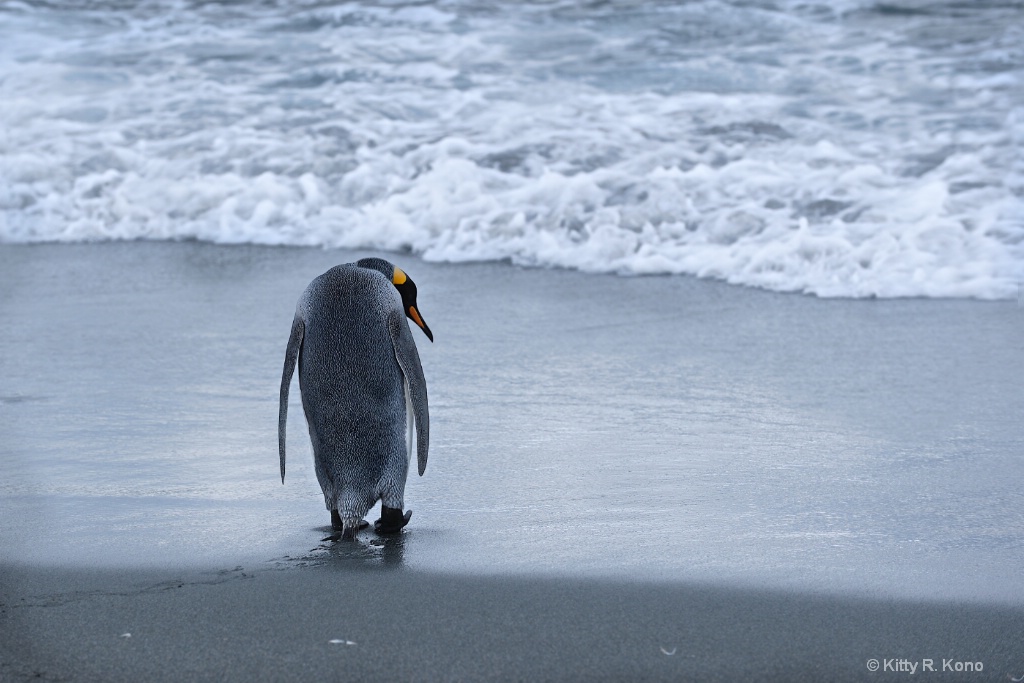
[388,310,429,476]
[279,315,305,484]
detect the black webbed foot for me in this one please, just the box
[374,507,412,535]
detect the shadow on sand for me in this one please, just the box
[2,561,1022,682]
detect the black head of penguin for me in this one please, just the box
[356,257,434,342]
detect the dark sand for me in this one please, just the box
[1,242,1022,681]
[4,562,1023,682]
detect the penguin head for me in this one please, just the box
[357,258,434,342]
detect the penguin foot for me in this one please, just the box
[331,510,368,532]
[374,507,412,535]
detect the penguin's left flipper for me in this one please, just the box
[374,507,412,535]
[278,316,305,484]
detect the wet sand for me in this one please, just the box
[1,242,1023,680]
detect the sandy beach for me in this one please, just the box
[5,562,1023,682]
[2,242,1023,681]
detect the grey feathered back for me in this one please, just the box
[278,261,430,531]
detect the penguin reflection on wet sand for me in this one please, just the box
[279,258,431,540]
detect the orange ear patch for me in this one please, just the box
[392,267,408,285]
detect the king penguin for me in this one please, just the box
[278,258,432,540]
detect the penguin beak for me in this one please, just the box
[408,306,433,342]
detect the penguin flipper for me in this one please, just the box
[279,315,305,484]
[388,310,429,476]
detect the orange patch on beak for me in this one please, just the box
[408,306,425,330]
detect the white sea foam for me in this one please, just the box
[0,0,1021,298]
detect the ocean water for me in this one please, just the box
[0,0,1022,298]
